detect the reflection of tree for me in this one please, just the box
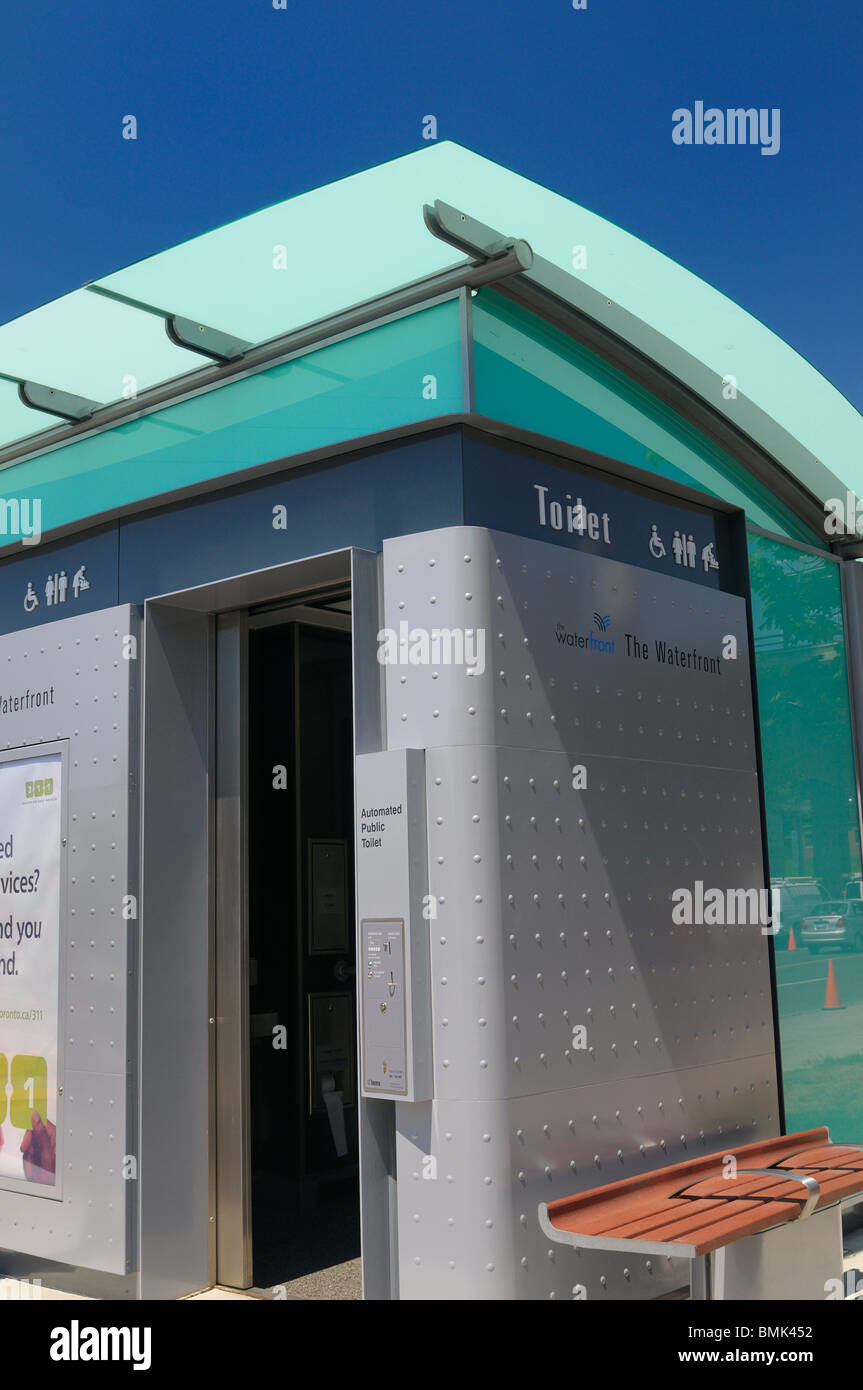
[748,536,861,894]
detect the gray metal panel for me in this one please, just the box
[0,605,137,1275]
[425,744,772,1104]
[715,1205,842,1300]
[351,547,398,1300]
[214,613,252,1288]
[139,603,211,1298]
[395,1048,777,1301]
[150,548,353,613]
[383,526,754,768]
[380,524,777,1300]
[351,549,384,758]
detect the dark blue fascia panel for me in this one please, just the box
[0,427,747,636]
[462,433,741,594]
[118,430,464,602]
[0,523,119,635]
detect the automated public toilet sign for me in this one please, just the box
[355,748,432,1102]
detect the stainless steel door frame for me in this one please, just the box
[141,551,361,1298]
[214,610,253,1288]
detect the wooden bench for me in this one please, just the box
[539,1128,863,1299]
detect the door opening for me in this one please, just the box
[246,613,360,1293]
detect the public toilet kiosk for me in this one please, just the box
[0,144,862,1300]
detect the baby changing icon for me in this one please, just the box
[72,564,90,598]
[701,542,719,573]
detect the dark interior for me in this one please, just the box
[247,619,359,1289]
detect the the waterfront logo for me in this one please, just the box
[554,617,614,654]
[671,880,781,935]
[49,1320,151,1371]
[377,622,486,675]
[672,102,780,156]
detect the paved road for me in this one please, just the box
[776,944,863,1016]
[775,944,863,1071]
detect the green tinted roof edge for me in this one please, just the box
[429,197,846,527]
[0,141,856,530]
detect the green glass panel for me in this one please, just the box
[94,151,465,347]
[1,141,857,504]
[92,143,860,506]
[0,300,462,539]
[473,291,822,546]
[748,531,863,1143]
[0,291,201,405]
[0,381,42,449]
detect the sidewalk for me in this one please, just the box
[0,1255,361,1301]
[780,1000,863,1071]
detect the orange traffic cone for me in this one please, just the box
[788,926,797,951]
[823,957,844,1010]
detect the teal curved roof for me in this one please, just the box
[0,142,857,515]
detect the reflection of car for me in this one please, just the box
[799,900,863,954]
[770,880,828,948]
[842,878,863,901]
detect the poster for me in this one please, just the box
[308,839,348,953]
[0,751,62,1191]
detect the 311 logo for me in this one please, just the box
[0,1054,48,1126]
[25,778,53,799]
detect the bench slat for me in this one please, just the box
[600,1197,755,1241]
[544,1128,829,1231]
[541,1128,863,1259]
[806,1168,863,1202]
[672,1201,802,1256]
[620,1199,785,1249]
[678,1173,807,1203]
[776,1146,863,1171]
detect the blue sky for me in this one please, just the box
[2,0,861,410]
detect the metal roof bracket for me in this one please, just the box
[165,316,254,362]
[17,380,102,422]
[423,200,532,271]
[423,197,831,540]
[85,285,253,361]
